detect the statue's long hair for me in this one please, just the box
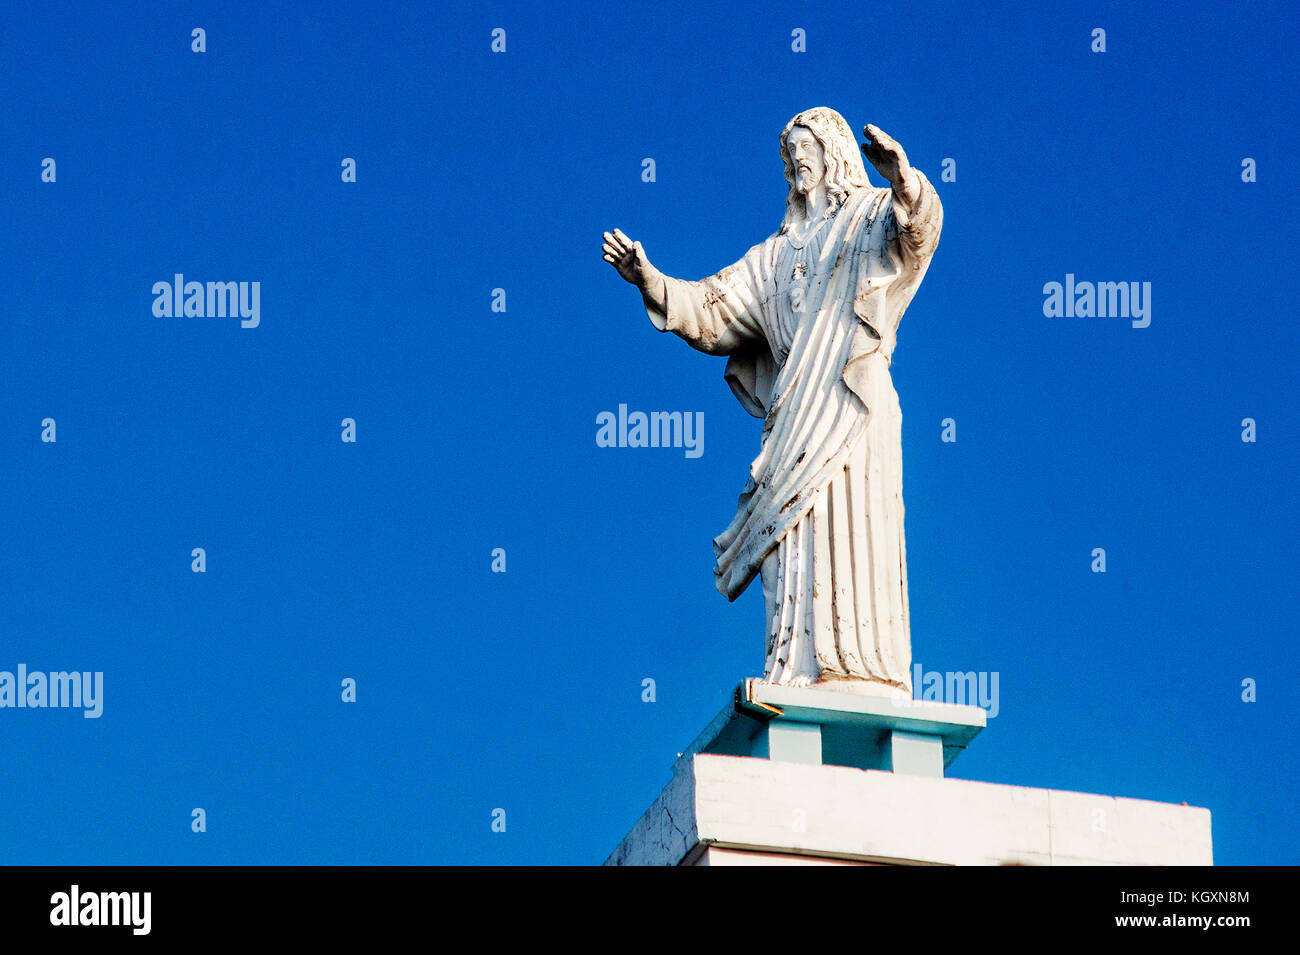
[779,107,873,233]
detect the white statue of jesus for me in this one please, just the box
[603,107,943,696]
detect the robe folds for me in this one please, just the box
[644,170,942,689]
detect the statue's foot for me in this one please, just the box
[786,673,818,688]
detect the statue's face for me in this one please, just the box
[786,125,825,195]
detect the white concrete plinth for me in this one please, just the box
[605,754,1214,866]
[605,682,1212,866]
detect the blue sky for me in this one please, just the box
[1,0,1295,865]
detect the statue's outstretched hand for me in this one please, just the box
[603,228,661,291]
[861,124,920,205]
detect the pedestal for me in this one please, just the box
[678,678,986,777]
[605,681,1213,866]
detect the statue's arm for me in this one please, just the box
[889,167,943,271]
[859,124,943,271]
[604,229,767,355]
[646,263,767,355]
[640,273,667,315]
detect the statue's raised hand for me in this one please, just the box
[861,124,920,204]
[602,228,661,291]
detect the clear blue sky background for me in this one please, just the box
[1,1,1295,865]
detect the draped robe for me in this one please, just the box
[643,170,942,691]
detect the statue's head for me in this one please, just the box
[779,107,872,231]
